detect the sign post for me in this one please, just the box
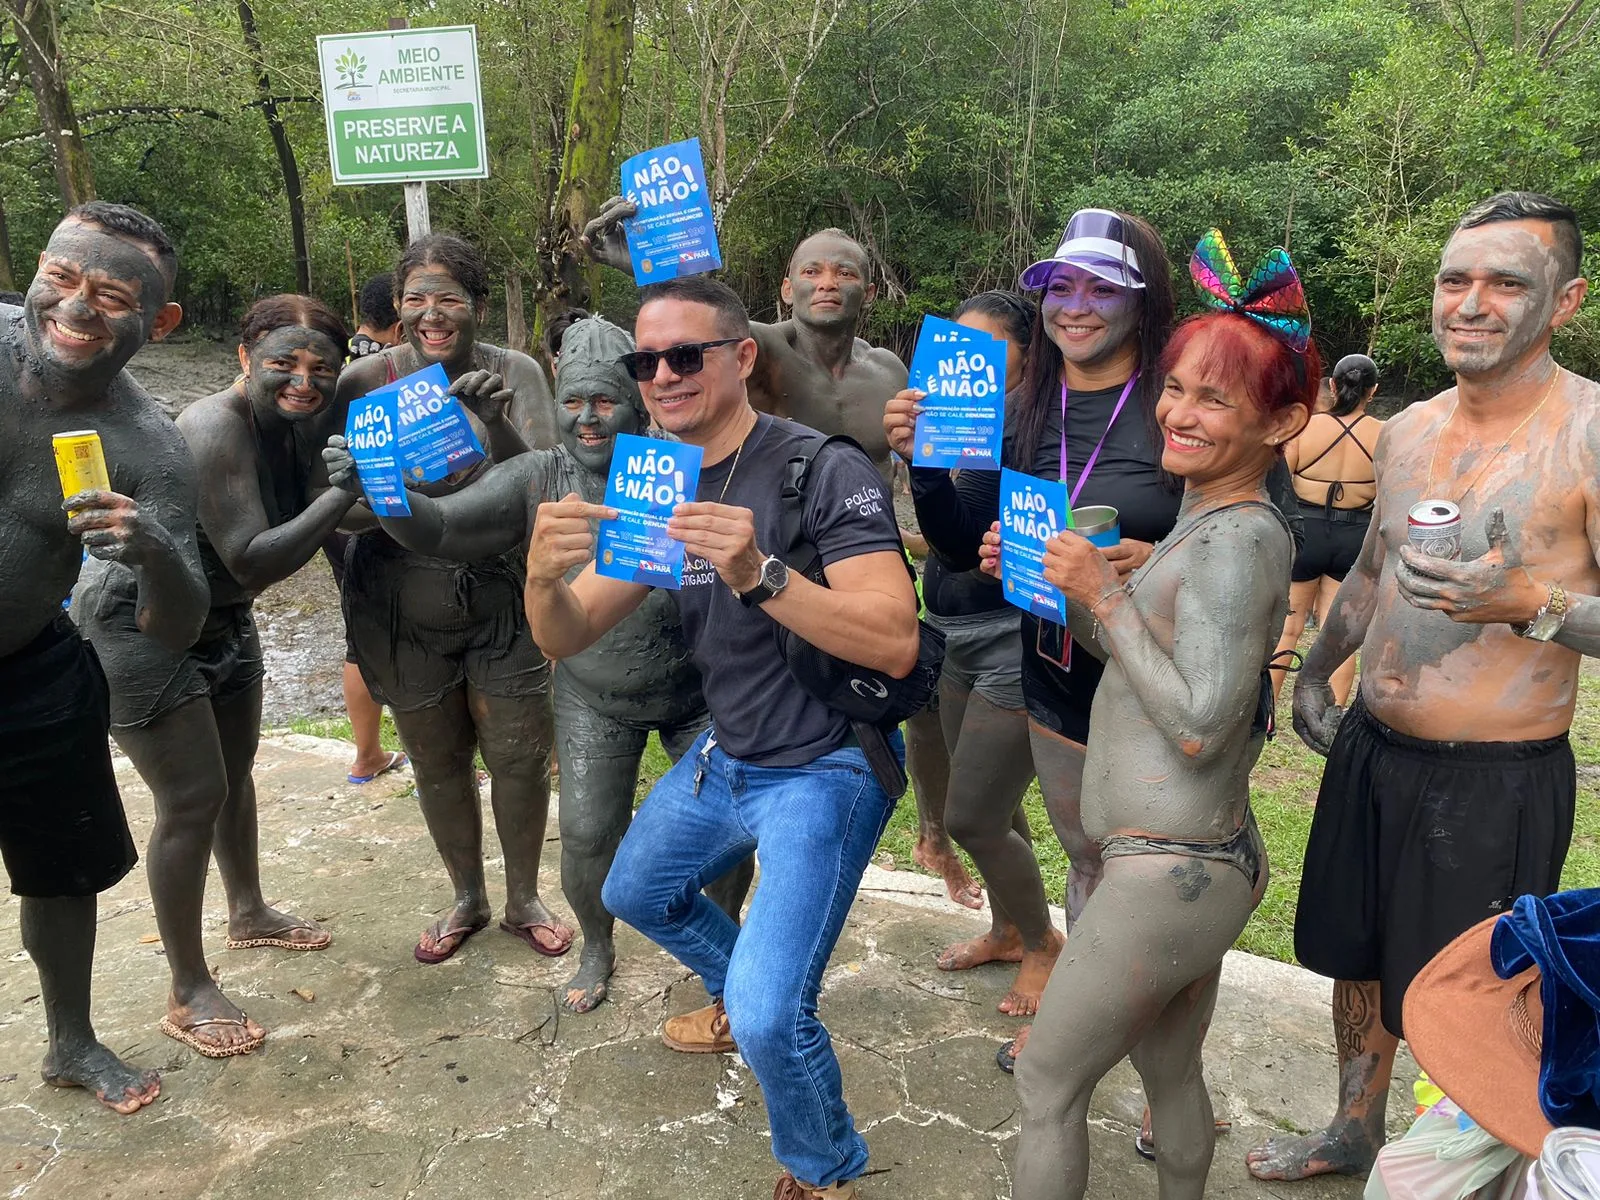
[316,23,487,242]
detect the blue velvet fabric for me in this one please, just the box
[1492,890,1600,1132]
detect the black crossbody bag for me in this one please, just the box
[768,433,945,798]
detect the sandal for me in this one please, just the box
[225,923,331,951]
[500,918,573,958]
[348,750,408,785]
[160,1014,265,1059]
[414,918,488,964]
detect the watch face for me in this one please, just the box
[762,557,789,591]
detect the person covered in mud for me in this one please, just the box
[3,202,205,1109]
[78,294,358,1059]
[323,315,751,1012]
[1001,259,1318,1199]
[883,290,1046,1014]
[1250,192,1597,1184]
[334,233,570,966]
[580,200,973,914]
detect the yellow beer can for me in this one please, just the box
[52,430,111,510]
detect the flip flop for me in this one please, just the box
[500,919,573,958]
[160,1014,265,1059]
[414,918,487,964]
[348,751,409,785]
[225,924,331,951]
[1134,1120,1231,1161]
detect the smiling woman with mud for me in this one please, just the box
[332,233,569,969]
[995,265,1318,1199]
[77,294,355,1060]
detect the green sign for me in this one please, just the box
[317,26,488,185]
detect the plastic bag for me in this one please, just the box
[1366,1099,1531,1200]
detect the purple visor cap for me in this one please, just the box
[1020,209,1146,291]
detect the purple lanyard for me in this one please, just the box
[1060,372,1139,506]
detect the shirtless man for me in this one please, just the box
[581,202,973,908]
[1248,191,1595,1182]
[80,295,359,1057]
[324,315,751,1011]
[2,203,206,1108]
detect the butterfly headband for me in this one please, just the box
[1188,229,1311,353]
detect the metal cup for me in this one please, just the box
[1072,505,1121,548]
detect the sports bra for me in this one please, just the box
[1293,413,1376,513]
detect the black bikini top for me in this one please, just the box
[1293,413,1376,512]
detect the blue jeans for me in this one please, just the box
[603,727,900,1187]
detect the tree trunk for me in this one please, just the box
[237,0,310,293]
[6,0,94,208]
[540,0,636,333]
[505,268,529,355]
[0,194,16,292]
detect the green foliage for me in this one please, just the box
[0,0,1595,389]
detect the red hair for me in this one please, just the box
[1159,312,1322,415]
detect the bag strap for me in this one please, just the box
[777,431,917,587]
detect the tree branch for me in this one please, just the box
[1538,0,1588,59]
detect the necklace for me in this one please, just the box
[714,412,756,502]
[1426,366,1561,502]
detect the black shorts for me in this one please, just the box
[343,532,548,712]
[1294,695,1575,1036]
[0,617,138,897]
[1291,502,1370,584]
[80,583,263,730]
[1020,612,1098,743]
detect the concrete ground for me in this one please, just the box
[0,734,1413,1199]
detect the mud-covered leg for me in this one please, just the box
[26,895,160,1113]
[1130,967,1224,1200]
[115,698,266,1055]
[554,688,644,1013]
[211,678,327,948]
[907,700,980,909]
[1246,979,1395,1181]
[1028,721,1098,928]
[471,684,569,954]
[393,689,493,959]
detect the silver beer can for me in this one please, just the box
[1408,499,1462,560]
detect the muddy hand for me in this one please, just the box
[1291,673,1343,756]
[528,493,615,582]
[64,490,168,564]
[579,196,637,273]
[449,369,514,424]
[322,435,364,495]
[884,389,924,462]
[1396,507,1542,624]
[1043,529,1119,607]
[1099,538,1154,580]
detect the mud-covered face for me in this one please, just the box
[783,233,872,331]
[1433,220,1572,378]
[1156,333,1305,487]
[23,219,170,384]
[557,386,642,474]
[240,325,342,424]
[1040,264,1143,372]
[399,267,481,367]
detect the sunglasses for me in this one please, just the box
[617,338,741,383]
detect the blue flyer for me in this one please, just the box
[910,316,1005,470]
[596,433,704,589]
[999,467,1068,624]
[344,387,410,517]
[621,138,722,284]
[372,362,486,484]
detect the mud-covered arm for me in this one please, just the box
[69,420,209,651]
[361,446,536,563]
[1089,510,1289,763]
[909,465,1000,570]
[181,407,358,595]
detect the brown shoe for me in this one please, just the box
[662,999,736,1053]
[773,1173,859,1199]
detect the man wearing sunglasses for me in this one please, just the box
[524,275,919,1200]
[583,201,977,916]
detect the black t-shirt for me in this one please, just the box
[675,413,905,766]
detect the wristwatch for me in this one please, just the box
[1512,583,1569,642]
[736,555,790,607]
